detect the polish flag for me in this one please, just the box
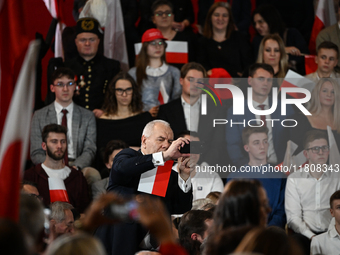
[48,177,70,203]
[304,55,318,75]
[278,140,307,175]
[135,41,188,64]
[138,160,174,197]
[158,81,169,105]
[280,70,315,98]
[42,0,76,58]
[0,39,40,221]
[308,0,337,54]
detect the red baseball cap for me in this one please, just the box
[142,28,167,43]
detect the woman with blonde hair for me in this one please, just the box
[197,2,252,77]
[290,78,340,153]
[257,34,288,79]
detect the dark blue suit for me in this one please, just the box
[226,98,294,167]
[96,148,192,255]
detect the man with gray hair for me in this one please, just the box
[50,201,75,237]
[97,120,193,255]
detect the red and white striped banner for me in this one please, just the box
[280,70,315,98]
[48,177,70,203]
[138,160,174,197]
[135,41,188,64]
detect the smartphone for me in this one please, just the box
[179,141,205,154]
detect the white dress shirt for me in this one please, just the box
[285,169,340,239]
[311,220,340,255]
[54,101,75,159]
[181,96,200,132]
[151,152,191,193]
[173,162,224,200]
[252,98,277,164]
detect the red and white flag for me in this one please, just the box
[280,70,315,98]
[135,41,188,64]
[304,55,318,75]
[0,41,40,221]
[278,140,307,175]
[138,160,174,197]
[309,0,337,54]
[48,177,70,203]
[158,82,169,105]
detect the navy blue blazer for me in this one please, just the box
[226,98,295,167]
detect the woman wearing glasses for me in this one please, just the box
[290,78,340,154]
[128,28,182,118]
[95,71,152,171]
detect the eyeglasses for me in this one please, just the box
[78,38,97,43]
[148,41,165,47]
[115,87,133,95]
[53,82,75,87]
[306,146,330,154]
[155,11,172,17]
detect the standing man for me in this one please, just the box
[30,67,97,176]
[25,124,90,213]
[226,63,294,168]
[306,41,340,83]
[47,17,121,115]
[97,120,193,255]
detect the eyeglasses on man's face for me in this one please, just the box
[53,81,75,88]
[155,11,172,17]
[306,145,330,154]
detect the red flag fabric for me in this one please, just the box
[0,40,40,221]
[308,0,336,54]
[280,70,315,99]
[304,55,318,75]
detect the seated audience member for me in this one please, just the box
[46,233,106,255]
[96,120,193,255]
[227,126,287,228]
[316,2,340,70]
[285,130,340,239]
[30,67,97,181]
[0,219,29,255]
[226,63,294,168]
[138,0,194,34]
[197,2,252,77]
[252,4,308,74]
[234,226,303,255]
[311,190,340,255]
[128,28,181,117]
[305,41,340,83]
[50,202,75,237]
[21,180,41,200]
[174,131,224,200]
[178,210,213,255]
[25,124,90,213]
[19,193,45,254]
[95,71,152,169]
[290,78,340,154]
[206,191,221,205]
[150,0,196,70]
[203,225,253,255]
[192,198,214,210]
[47,17,121,113]
[92,140,128,199]
[214,179,270,231]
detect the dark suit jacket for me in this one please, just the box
[24,164,90,213]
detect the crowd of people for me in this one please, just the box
[4,0,340,254]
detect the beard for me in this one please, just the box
[46,145,66,161]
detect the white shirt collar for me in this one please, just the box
[252,97,269,108]
[181,95,200,107]
[54,101,74,114]
[329,222,340,238]
[146,62,169,77]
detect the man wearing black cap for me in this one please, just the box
[47,17,121,116]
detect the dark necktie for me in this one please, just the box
[258,104,266,127]
[61,109,69,165]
